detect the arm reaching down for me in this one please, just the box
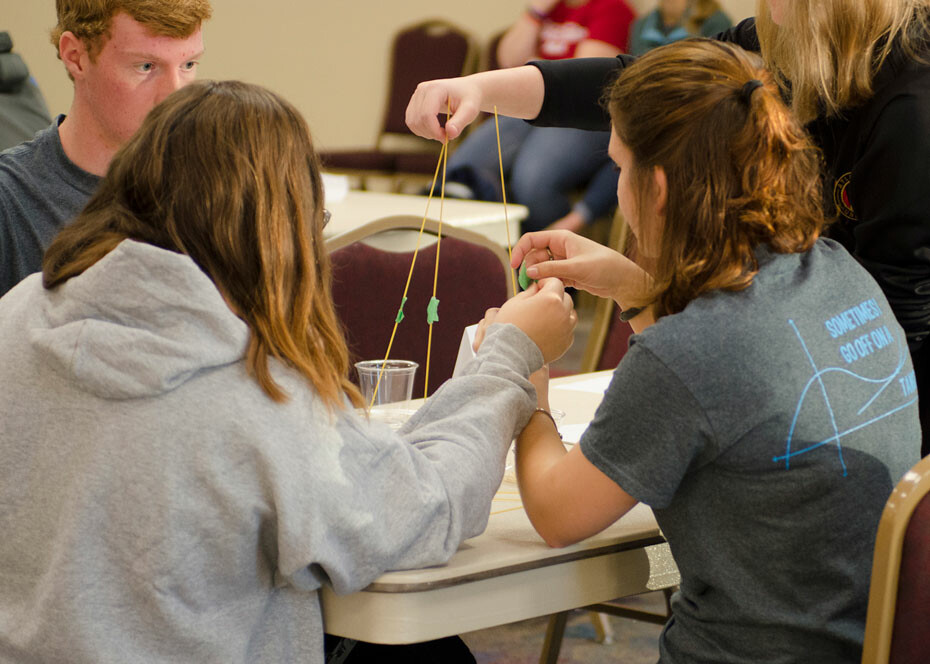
[406,66,546,142]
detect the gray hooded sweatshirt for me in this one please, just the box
[0,240,542,663]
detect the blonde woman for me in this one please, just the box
[407,0,930,457]
[0,80,576,663]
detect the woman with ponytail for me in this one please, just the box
[407,0,930,458]
[499,40,918,663]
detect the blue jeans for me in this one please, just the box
[446,116,617,231]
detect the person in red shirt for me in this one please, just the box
[508,0,635,61]
[442,0,635,233]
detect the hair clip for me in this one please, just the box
[739,79,764,105]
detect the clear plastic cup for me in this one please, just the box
[355,360,418,407]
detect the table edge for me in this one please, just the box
[364,534,667,593]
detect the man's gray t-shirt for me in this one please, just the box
[581,239,921,663]
[0,115,100,296]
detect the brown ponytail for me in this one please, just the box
[606,39,825,318]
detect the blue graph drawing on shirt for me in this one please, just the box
[773,319,917,475]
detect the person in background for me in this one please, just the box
[0,79,577,663]
[442,0,635,233]
[0,0,212,297]
[406,0,930,458]
[507,40,920,663]
[0,32,52,150]
[629,0,731,55]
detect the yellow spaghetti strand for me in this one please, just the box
[369,141,448,408]
[490,505,526,516]
[494,106,519,297]
[423,102,451,398]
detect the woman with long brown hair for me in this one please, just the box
[503,40,918,662]
[0,80,576,662]
[407,0,930,457]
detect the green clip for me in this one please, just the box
[518,261,536,291]
[426,297,440,324]
[395,296,408,323]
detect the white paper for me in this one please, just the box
[452,324,478,377]
[322,173,349,203]
[558,422,589,444]
[553,373,613,395]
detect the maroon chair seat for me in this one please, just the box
[321,149,447,179]
[393,151,447,174]
[321,151,397,173]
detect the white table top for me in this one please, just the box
[324,190,527,250]
[320,371,680,644]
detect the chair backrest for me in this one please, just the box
[379,20,477,138]
[483,29,507,72]
[580,302,635,373]
[862,454,930,664]
[580,212,635,373]
[327,215,511,397]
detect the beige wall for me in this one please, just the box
[5,0,756,151]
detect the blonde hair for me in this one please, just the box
[43,80,363,409]
[607,39,825,318]
[51,0,212,60]
[757,0,930,123]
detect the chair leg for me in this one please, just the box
[539,589,674,664]
[588,611,614,644]
[539,611,569,664]
[663,586,674,614]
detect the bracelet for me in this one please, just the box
[533,408,562,439]
[618,306,645,322]
[526,6,549,22]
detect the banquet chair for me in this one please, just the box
[579,212,635,373]
[327,215,513,398]
[861,453,930,664]
[540,588,674,664]
[319,20,477,191]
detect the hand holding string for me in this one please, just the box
[474,278,577,364]
[512,230,652,305]
[406,77,484,142]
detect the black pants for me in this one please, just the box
[324,634,475,663]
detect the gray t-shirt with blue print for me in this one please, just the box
[581,238,920,664]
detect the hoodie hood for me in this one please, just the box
[30,240,249,399]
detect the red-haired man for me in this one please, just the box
[0,0,212,296]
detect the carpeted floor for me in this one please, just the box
[463,593,665,664]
